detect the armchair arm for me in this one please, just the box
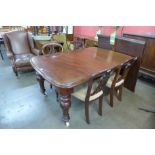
[31,48,42,55]
[6,50,14,59]
[27,32,42,55]
[2,33,14,59]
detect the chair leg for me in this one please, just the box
[109,88,114,107]
[118,85,123,101]
[85,102,90,124]
[13,66,18,76]
[0,49,4,60]
[50,84,52,89]
[36,72,46,95]
[98,95,103,116]
[15,71,18,76]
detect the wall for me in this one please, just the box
[74,26,155,37]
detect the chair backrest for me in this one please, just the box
[114,37,146,59]
[121,57,138,80]
[27,32,35,49]
[114,37,146,92]
[85,66,121,102]
[41,42,63,55]
[3,31,32,55]
[110,58,137,89]
[97,34,112,50]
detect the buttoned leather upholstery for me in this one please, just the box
[3,31,41,76]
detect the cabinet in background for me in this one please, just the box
[123,33,155,81]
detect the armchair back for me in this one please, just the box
[4,31,32,54]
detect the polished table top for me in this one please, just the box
[30,47,133,89]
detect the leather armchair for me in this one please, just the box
[3,31,41,76]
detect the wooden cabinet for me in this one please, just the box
[74,34,98,47]
[123,33,155,81]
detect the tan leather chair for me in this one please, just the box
[3,31,41,76]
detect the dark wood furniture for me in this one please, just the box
[97,34,112,50]
[66,34,74,42]
[114,37,146,91]
[30,47,133,126]
[41,42,64,99]
[72,67,116,124]
[0,38,4,60]
[74,34,98,47]
[106,58,137,107]
[123,33,155,81]
[41,42,64,55]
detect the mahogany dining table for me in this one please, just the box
[30,47,133,126]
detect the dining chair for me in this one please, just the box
[97,34,113,50]
[114,37,146,92]
[41,42,63,55]
[72,68,115,124]
[41,42,64,100]
[106,58,137,107]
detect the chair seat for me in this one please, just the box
[72,84,103,102]
[106,74,124,88]
[15,54,34,67]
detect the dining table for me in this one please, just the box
[30,47,133,126]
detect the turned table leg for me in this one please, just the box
[36,72,47,95]
[57,88,73,126]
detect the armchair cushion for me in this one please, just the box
[14,54,34,67]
